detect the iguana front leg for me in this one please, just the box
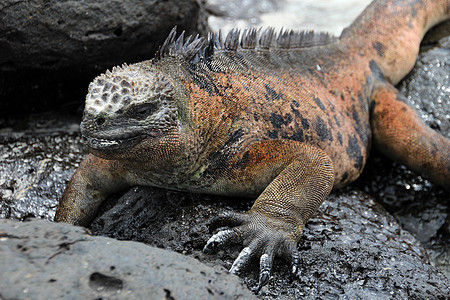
[203,141,335,292]
[55,154,130,226]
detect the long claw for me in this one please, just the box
[283,243,300,281]
[229,246,253,275]
[203,228,240,253]
[253,252,273,294]
[291,249,299,275]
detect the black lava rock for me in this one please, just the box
[0,0,208,116]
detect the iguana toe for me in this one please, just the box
[203,227,244,253]
[229,245,255,274]
[208,211,250,230]
[252,248,274,293]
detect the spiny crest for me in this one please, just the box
[85,63,174,115]
[155,27,205,61]
[155,27,337,62]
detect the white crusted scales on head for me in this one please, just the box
[84,63,174,115]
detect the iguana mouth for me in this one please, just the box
[82,134,145,151]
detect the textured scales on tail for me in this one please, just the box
[55,0,450,293]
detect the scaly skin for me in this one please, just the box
[55,0,450,292]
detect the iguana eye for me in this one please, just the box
[130,103,157,120]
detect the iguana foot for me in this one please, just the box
[203,211,300,293]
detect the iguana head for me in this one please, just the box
[80,28,209,164]
[80,61,186,162]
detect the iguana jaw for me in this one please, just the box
[80,117,168,154]
[82,133,145,152]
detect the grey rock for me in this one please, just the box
[89,186,450,299]
[0,0,207,71]
[0,218,254,300]
[0,0,208,115]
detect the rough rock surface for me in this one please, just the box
[89,186,450,299]
[0,0,208,115]
[0,218,254,300]
[0,113,85,222]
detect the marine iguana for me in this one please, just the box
[55,0,450,292]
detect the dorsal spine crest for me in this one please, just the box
[155,27,337,63]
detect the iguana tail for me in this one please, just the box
[340,0,449,84]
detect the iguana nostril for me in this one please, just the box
[96,117,105,126]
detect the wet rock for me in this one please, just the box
[0,218,254,300]
[0,112,85,221]
[90,186,450,299]
[0,0,208,115]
